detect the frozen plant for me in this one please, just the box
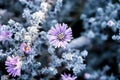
[0,0,88,80]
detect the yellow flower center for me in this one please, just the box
[25,46,30,51]
[58,33,64,40]
[13,64,17,67]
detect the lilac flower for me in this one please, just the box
[20,42,31,54]
[0,31,11,41]
[61,73,77,80]
[5,56,22,77]
[48,23,72,48]
[107,20,115,27]
[84,73,91,79]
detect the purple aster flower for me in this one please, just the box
[48,23,72,48]
[0,31,11,41]
[107,20,115,27]
[20,42,31,54]
[5,56,22,77]
[84,73,91,79]
[61,73,77,80]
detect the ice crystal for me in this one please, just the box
[62,53,74,61]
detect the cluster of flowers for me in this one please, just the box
[0,0,87,80]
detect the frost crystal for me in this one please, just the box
[62,53,74,60]
[32,11,46,24]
